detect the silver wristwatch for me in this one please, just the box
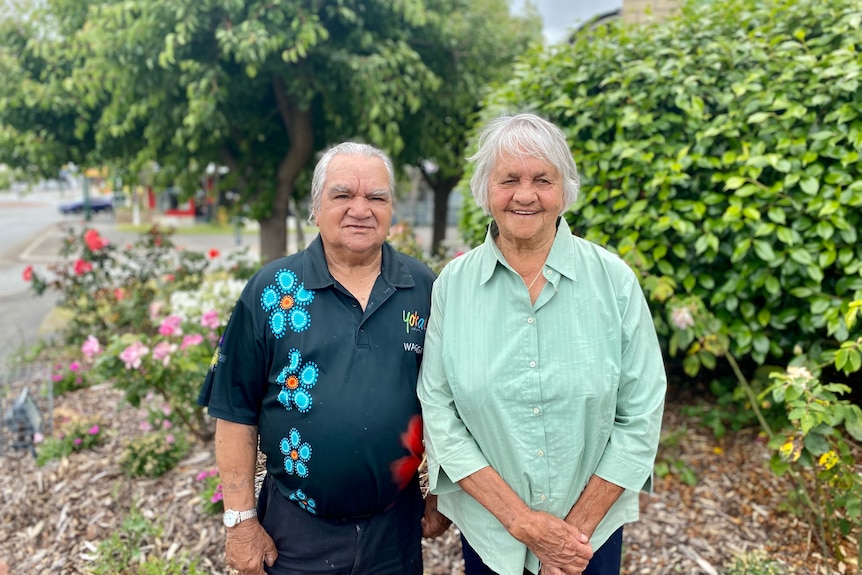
[223,508,257,528]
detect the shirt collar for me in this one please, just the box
[302,234,416,290]
[478,217,578,285]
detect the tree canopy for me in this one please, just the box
[0,0,540,262]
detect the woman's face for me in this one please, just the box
[488,151,564,249]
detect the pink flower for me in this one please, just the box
[51,373,63,382]
[166,434,176,444]
[180,333,204,350]
[671,307,695,330]
[88,425,100,435]
[152,341,177,366]
[119,341,149,370]
[158,315,183,336]
[73,437,82,446]
[200,310,220,330]
[196,471,208,481]
[162,420,173,430]
[73,259,93,275]
[83,229,109,251]
[140,421,153,432]
[210,488,224,503]
[23,265,33,281]
[114,288,125,301]
[81,335,102,359]
[33,432,44,444]
[69,361,81,372]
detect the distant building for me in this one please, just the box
[622,0,683,24]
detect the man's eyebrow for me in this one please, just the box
[326,184,352,195]
[367,188,391,198]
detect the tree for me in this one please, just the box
[396,0,541,253]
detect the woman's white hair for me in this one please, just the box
[468,113,580,215]
[308,142,396,224]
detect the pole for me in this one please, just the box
[83,176,91,222]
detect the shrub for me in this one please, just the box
[119,429,190,478]
[91,507,208,575]
[195,468,223,515]
[36,415,105,466]
[723,550,796,575]
[459,0,862,370]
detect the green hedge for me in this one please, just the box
[459,0,862,369]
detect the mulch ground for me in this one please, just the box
[0,376,857,575]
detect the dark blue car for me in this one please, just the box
[58,196,113,215]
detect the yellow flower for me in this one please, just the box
[818,450,839,471]
[712,446,724,455]
[779,438,802,462]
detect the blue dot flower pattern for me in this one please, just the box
[260,269,315,338]
[289,489,318,514]
[276,348,319,413]
[281,428,312,478]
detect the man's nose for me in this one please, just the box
[346,196,373,216]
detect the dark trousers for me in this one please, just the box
[257,475,424,575]
[461,527,623,575]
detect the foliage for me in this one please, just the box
[386,221,456,276]
[49,357,92,395]
[90,507,208,575]
[0,0,538,263]
[92,306,230,442]
[653,425,698,486]
[667,295,862,566]
[25,225,209,343]
[35,413,105,466]
[119,428,190,478]
[723,550,797,575]
[195,468,224,515]
[458,0,862,370]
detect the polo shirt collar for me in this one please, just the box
[302,234,416,290]
[479,217,578,285]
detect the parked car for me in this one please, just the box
[58,196,113,215]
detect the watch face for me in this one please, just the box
[223,510,238,528]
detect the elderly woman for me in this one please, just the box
[417,113,666,575]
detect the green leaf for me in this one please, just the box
[800,178,820,195]
[753,240,776,262]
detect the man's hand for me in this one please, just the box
[421,494,452,538]
[224,519,278,575]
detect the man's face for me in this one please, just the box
[315,154,393,259]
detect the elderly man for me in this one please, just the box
[199,142,448,575]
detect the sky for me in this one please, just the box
[514,0,624,44]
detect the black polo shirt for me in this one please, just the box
[199,236,435,519]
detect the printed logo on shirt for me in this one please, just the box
[403,342,423,354]
[402,309,427,334]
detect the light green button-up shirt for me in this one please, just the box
[418,220,666,575]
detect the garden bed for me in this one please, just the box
[0,382,854,575]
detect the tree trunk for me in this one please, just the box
[424,172,461,255]
[256,76,315,264]
[259,212,289,263]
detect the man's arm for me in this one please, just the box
[457,466,593,573]
[215,419,277,575]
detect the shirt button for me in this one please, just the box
[540,494,547,502]
[537,449,544,457]
[527,317,534,324]
[533,407,540,414]
[529,361,536,368]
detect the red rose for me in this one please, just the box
[23,265,33,282]
[208,248,220,259]
[74,259,93,275]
